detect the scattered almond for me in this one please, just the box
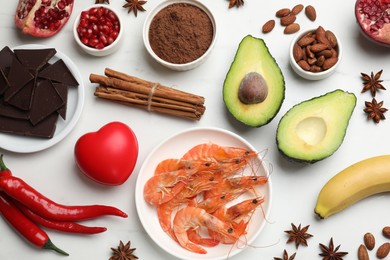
[305,5,317,21]
[358,244,370,260]
[276,8,290,18]
[377,242,390,259]
[284,23,300,34]
[383,226,390,239]
[280,14,296,26]
[364,232,375,250]
[291,4,304,15]
[262,19,275,33]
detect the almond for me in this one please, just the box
[364,232,375,250]
[325,30,338,47]
[297,34,315,47]
[322,57,338,70]
[358,244,370,260]
[293,43,303,62]
[276,8,290,18]
[284,23,300,34]
[377,243,390,259]
[315,55,325,67]
[305,5,317,21]
[297,60,310,71]
[310,43,329,53]
[318,50,333,58]
[383,226,390,239]
[291,4,304,15]
[280,14,296,26]
[310,65,322,72]
[316,26,331,46]
[262,19,275,33]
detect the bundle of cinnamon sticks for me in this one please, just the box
[90,68,206,120]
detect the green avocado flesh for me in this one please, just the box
[223,35,285,127]
[276,89,356,163]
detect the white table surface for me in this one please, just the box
[1,0,390,259]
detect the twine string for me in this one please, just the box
[147,82,160,111]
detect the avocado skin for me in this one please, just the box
[276,89,357,164]
[223,35,285,127]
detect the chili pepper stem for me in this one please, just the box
[0,154,8,171]
[43,239,69,256]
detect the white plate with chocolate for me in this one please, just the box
[0,44,84,153]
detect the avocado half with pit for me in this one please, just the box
[276,89,356,164]
[223,35,285,127]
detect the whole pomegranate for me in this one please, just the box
[15,0,74,38]
[355,0,390,46]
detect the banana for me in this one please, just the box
[315,155,390,219]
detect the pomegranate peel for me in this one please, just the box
[15,0,74,38]
[355,0,390,47]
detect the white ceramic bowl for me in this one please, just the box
[289,28,342,80]
[143,0,217,71]
[73,4,123,57]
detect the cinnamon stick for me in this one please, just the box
[90,69,206,120]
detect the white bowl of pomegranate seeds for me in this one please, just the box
[73,4,123,56]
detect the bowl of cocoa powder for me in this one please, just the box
[289,26,342,80]
[143,0,217,71]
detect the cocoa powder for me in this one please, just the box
[149,3,213,64]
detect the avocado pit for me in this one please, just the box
[238,72,268,104]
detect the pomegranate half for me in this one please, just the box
[15,0,74,38]
[355,0,390,47]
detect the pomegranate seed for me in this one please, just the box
[95,43,105,49]
[89,38,99,47]
[89,15,98,23]
[58,1,65,9]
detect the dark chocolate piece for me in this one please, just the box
[52,82,68,120]
[0,68,9,96]
[0,113,58,139]
[0,46,15,76]
[38,59,79,87]
[29,79,64,125]
[7,79,36,111]
[4,57,34,101]
[14,48,57,72]
[0,99,29,120]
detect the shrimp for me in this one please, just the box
[203,175,268,200]
[173,207,244,254]
[143,160,216,205]
[196,193,235,214]
[182,143,258,164]
[157,171,218,239]
[210,197,264,244]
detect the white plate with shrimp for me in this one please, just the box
[135,127,272,260]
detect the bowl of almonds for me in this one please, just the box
[289,26,342,80]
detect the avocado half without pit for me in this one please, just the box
[276,89,356,164]
[223,35,285,127]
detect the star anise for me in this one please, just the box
[110,241,138,260]
[95,0,109,4]
[123,0,147,17]
[319,238,348,260]
[361,69,386,97]
[229,0,244,8]
[284,223,313,249]
[364,98,388,124]
[274,249,296,260]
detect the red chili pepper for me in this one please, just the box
[0,154,12,177]
[0,193,68,255]
[14,200,107,234]
[0,175,128,221]
[0,155,128,221]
